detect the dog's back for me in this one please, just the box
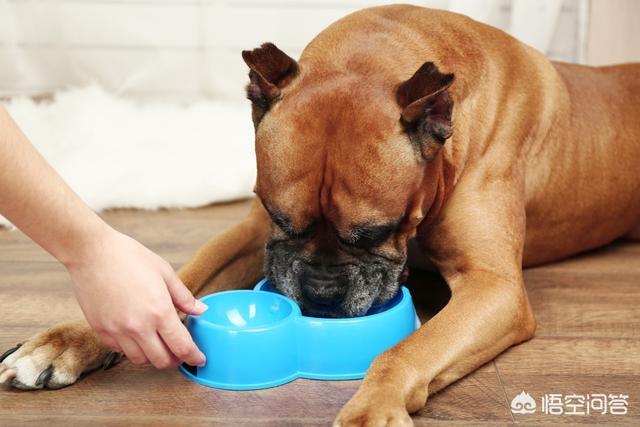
[301,5,640,264]
[522,61,640,263]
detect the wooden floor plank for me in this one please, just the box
[525,242,640,275]
[524,269,640,338]
[416,371,512,423]
[1,201,639,425]
[495,338,640,424]
[0,362,506,424]
[495,337,640,376]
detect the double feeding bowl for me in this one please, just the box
[180,279,419,390]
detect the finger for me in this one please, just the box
[167,352,182,368]
[116,336,148,365]
[160,352,181,369]
[96,332,122,353]
[163,270,207,315]
[136,332,175,369]
[158,316,206,366]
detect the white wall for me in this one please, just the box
[0,0,586,103]
[585,0,640,65]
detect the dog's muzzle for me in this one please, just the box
[264,240,406,317]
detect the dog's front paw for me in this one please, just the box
[334,387,413,427]
[0,320,118,390]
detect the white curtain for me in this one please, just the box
[0,0,587,103]
[0,0,589,224]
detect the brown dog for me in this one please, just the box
[2,5,639,425]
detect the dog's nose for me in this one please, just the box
[304,262,342,280]
[301,263,346,306]
[302,279,345,306]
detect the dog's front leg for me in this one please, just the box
[335,179,537,426]
[178,198,271,298]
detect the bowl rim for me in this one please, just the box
[255,278,411,323]
[193,289,301,331]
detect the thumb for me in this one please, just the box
[164,271,207,315]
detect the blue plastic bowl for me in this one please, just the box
[180,278,419,390]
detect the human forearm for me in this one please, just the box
[0,105,206,368]
[0,106,107,265]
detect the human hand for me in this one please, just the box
[64,226,207,369]
[0,106,206,369]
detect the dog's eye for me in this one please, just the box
[338,224,396,249]
[272,214,316,240]
[339,234,383,249]
[271,214,293,235]
[260,202,306,239]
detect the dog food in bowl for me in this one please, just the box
[180,278,419,390]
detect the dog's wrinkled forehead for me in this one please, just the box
[254,79,423,229]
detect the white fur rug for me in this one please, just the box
[1,86,256,227]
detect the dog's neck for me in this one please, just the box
[415,150,453,233]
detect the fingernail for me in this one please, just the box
[195,300,208,312]
[197,353,206,367]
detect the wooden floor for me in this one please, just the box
[1,199,638,425]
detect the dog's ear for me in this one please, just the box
[397,62,454,160]
[242,43,298,126]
